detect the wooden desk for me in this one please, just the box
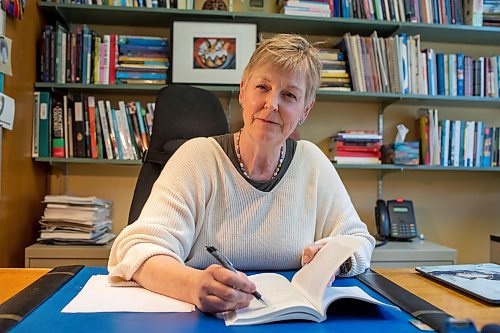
[0,268,49,304]
[1,268,498,330]
[374,268,499,330]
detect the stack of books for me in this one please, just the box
[38,195,115,245]
[317,48,352,91]
[483,0,500,27]
[281,0,331,17]
[116,35,169,84]
[331,130,382,164]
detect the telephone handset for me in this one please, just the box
[375,198,418,242]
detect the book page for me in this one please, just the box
[291,236,365,310]
[224,273,318,325]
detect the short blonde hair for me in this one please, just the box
[242,34,321,107]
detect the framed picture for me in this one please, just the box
[172,21,257,85]
[194,0,230,11]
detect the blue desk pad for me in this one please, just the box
[11,267,421,333]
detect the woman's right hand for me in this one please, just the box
[191,264,256,313]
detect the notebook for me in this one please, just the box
[415,263,500,305]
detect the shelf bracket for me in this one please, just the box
[378,105,384,135]
[377,170,383,200]
[54,6,70,29]
[48,163,71,195]
[389,23,404,37]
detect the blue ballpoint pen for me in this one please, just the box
[205,245,269,307]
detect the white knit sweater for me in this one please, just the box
[108,138,375,285]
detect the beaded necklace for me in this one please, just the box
[235,129,285,180]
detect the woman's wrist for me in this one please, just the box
[339,257,352,275]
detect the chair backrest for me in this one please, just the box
[127,84,230,225]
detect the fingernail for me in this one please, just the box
[303,255,310,263]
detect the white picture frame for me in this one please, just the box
[172,21,257,85]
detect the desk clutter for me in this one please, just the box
[37,195,115,245]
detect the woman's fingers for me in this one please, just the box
[301,243,324,266]
[195,265,254,312]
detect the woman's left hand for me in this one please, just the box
[301,243,339,286]
[301,243,323,266]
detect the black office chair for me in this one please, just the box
[127,84,230,225]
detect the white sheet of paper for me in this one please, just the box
[61,275,195,313]
[0,92,15,130]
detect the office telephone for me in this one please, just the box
[375,198,418,241]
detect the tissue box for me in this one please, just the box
[395,142,419,165]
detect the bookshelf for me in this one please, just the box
[32,2,500,265]
[38,2,500,44]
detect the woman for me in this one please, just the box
[108,34,375,313]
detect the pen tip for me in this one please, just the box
[259,298,270,307]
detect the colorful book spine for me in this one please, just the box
[440,119,450,166]
[38,91,51,157]
[51,95,65,158]
[127,101,144,155]
[73,99,86,158]
[95,105,104,159]
[436,53,445,95]
[32,92,40,158]
[97,100,114,159]
[400,34,409,94]
[110,107,123,160]
[105,100,119,159]
[135,101,149,151]
[87,96,98,159]
[117,101,135,160]
[456,53,465,96]
[464,0,483,26]
[474,121,484,167]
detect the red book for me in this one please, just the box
[336,150,381,158]
[108,34,117,85]
[87,96,98,159]
[336,141,381,152]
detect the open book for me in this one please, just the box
[223,236,399,326]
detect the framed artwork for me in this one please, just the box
[194,0,230,11]
[172,21,257,85]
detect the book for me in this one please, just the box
[73,97,86,158]
[87,96,98,159]
[337,130,382,141]
[464,0,483,26]
[333,156,381,164]
[51,93,65,158]
[97,100,114,159]
[222,236,398,326]
[38,91,51,157]
[32,92,40,157]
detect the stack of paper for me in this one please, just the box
[38,195,115,245]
